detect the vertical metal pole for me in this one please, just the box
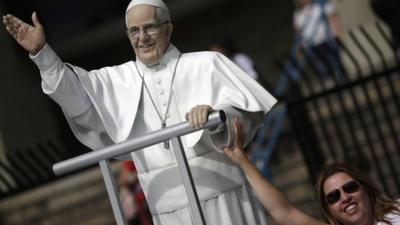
[99,160,127,225]
[170,137,207,225]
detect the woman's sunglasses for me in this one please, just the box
[325,180,361,205]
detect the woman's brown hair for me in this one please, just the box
[315,162,400,225]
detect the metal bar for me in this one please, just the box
[8,152,38,185]
[171,137,207,225]
[52,111,225,225]
[375,21,400,64]
[0,159,25,190]
[16,149,49,181]
[375,22,400,134]
[323,40,366,164]
[285,50,330,175]
[288,51,336,160]
[349,29,376,74]
[298,49,338,159]
[0,163,13,192]
[356,27,400,191]
[363,25,400,155]
[281,54,331,176]
[99,160,127,225]
[47,140,70,159]
[38,142,62,163]
[312,45,352,162]
[25,147,54,179]
[287,101,325,183]
[347,30,391,193]
[53,110,225,176]
[286,67,399,104]
[360,26,388,69]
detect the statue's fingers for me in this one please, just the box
[31,12,42,28]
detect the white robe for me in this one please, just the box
[31,44,277,225]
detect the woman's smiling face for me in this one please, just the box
[324,172,374,225]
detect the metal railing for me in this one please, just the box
[53,110,226,225]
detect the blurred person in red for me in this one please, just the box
[120,161,153,225]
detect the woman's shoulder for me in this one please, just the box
[380,209,400,225]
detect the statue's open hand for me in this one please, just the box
[3,12,45,55]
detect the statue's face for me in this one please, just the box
[126,5,172,65]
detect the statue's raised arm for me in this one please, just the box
[3,12,46,55]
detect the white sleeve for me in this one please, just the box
[203,105,264,153]
[30,44,105,132]
[30,44,92,117]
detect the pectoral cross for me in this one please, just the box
[162,122,170,149]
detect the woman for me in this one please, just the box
[223,119,400,225]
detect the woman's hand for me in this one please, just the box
[222,119,251,167]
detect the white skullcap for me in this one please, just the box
[125,0,169,26]
[126,0,168,13]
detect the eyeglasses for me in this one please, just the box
[127,21,169,38]
[325,180,361,205]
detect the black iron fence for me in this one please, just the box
[0,134,91,199]
[277,21,400,197]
